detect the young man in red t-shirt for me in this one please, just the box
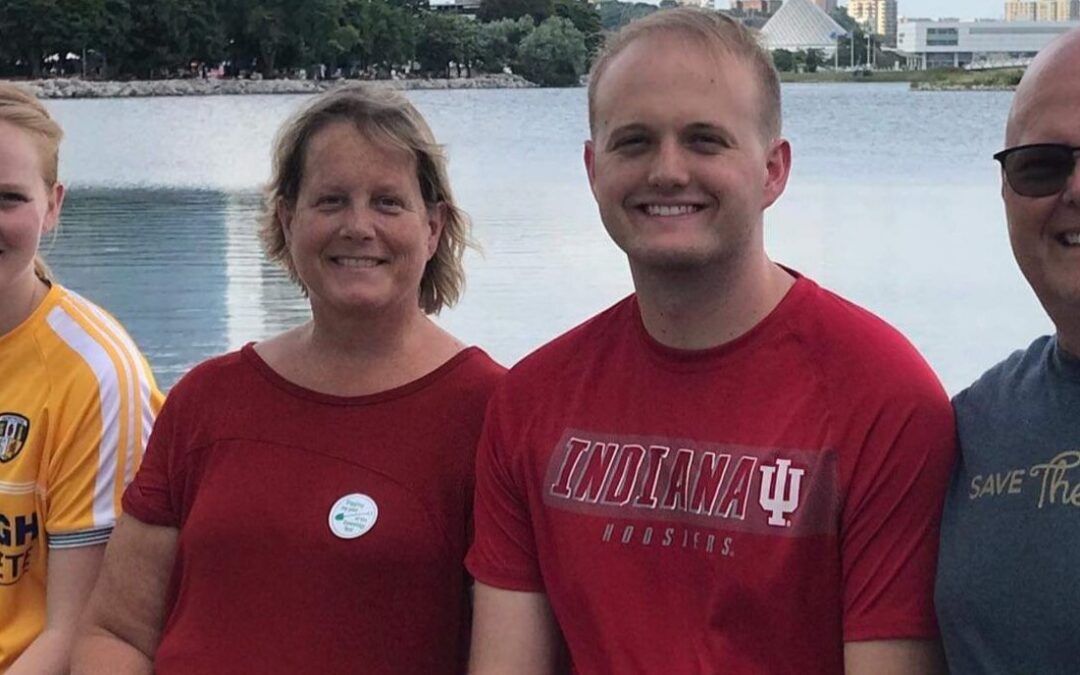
[466,8,955,674]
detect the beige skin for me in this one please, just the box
[0,119,105,675]
[0,119,63,336]
[1002,28,1080,358]
[469,34,945,675]
[73,124,462,673]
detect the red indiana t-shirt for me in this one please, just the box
[466,275,956,674]
[124,345,504,674]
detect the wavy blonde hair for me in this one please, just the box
[0,83,63,282]
[259,83,473,314]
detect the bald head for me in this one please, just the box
[1006,27,1080,146]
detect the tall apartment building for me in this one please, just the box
[847,0,898,46]
[1005,1,1038,19]
[1005,0,1079,20]
[813,0,838,12]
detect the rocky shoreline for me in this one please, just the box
[17,73,538,99]
[910,82,1017,91]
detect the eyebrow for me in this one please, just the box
[684,122,736,144]
[0,182,30,192]
[604,121,737,147]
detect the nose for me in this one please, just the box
[338,204,376,239]
[1062,153,1080,206]
[647,138,690,191]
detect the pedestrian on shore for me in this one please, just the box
[466,8,956,673]
[0,82,163,673]
[73,83,504,674]
[936,26,1080,675]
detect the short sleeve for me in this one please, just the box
[465,389,545,592]
[122,386,183,528]
[841,389,957,642]
[46,363,162,549]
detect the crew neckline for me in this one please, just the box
[1049,335,1080,384]
[633,271,812,372]
[241,342,481,406]
[0,282,61,347]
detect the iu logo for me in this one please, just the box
[0,413,30,463]
[758,459,805,527]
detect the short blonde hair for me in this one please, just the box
[587,7,782,141]
[0,82,63,282]
[259,83,472,314]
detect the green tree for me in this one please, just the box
[0,0,75,77]
[553,0,600,61]
[478,0,553,24]
[597,0,655,32]
[475,16,533,73]
[415,11,459,77]
[804,48,820,73]
[772,48,794,73]
[345,0,417,75]
[514,15,585,87]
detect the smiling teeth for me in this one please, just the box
[1064,232,1080,245]
[335,257,380,267]
[645,205,699,216]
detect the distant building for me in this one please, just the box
[897,18,1080,68]
[428,0,481,13]
[733,0,783,14]
[813,0,838,13]
[1005,0,1079,20]
[1005,1,1038,20]
[761,0,848,53]
[847,0,898,46]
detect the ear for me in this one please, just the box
[426,202,447,260]
[42,183,65,235]
[584,140,598,196]
[277,197,295,246]
[761,138,792,210]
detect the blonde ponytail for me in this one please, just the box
[33,255,52,283]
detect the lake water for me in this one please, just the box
[38,83,1049,393]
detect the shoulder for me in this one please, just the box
[445,347,507,391]
[37,286,157,399]
[165,347,250,404]
[503,296,633,388]
[953,335,1051,415]
[792,280,946,401]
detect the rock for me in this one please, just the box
[10,74,539,99]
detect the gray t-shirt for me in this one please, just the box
[936,335,1080,674]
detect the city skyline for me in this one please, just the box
[724,0,1004,20]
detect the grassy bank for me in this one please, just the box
[779,68,1024,89]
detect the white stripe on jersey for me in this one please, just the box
[0,480,37,495]
[46,305,129,528]
[65,293,151,488]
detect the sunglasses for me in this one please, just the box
[994,143,1080,198]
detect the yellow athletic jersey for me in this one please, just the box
[0,283,163,670]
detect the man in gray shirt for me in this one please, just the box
[935,27,1080,675]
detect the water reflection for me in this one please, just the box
[44,188,307,387]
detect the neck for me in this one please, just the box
[306,297,432,363]
[1056,327,1080,361]
[275,297,460,396]
[0,271,49,338]
[630,253,794,351]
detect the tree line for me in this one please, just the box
[0,0,607,86]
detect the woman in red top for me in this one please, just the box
[74,84,504,674]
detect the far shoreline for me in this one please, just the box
[11,73,539,100]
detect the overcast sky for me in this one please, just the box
[898,0,1002,20]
